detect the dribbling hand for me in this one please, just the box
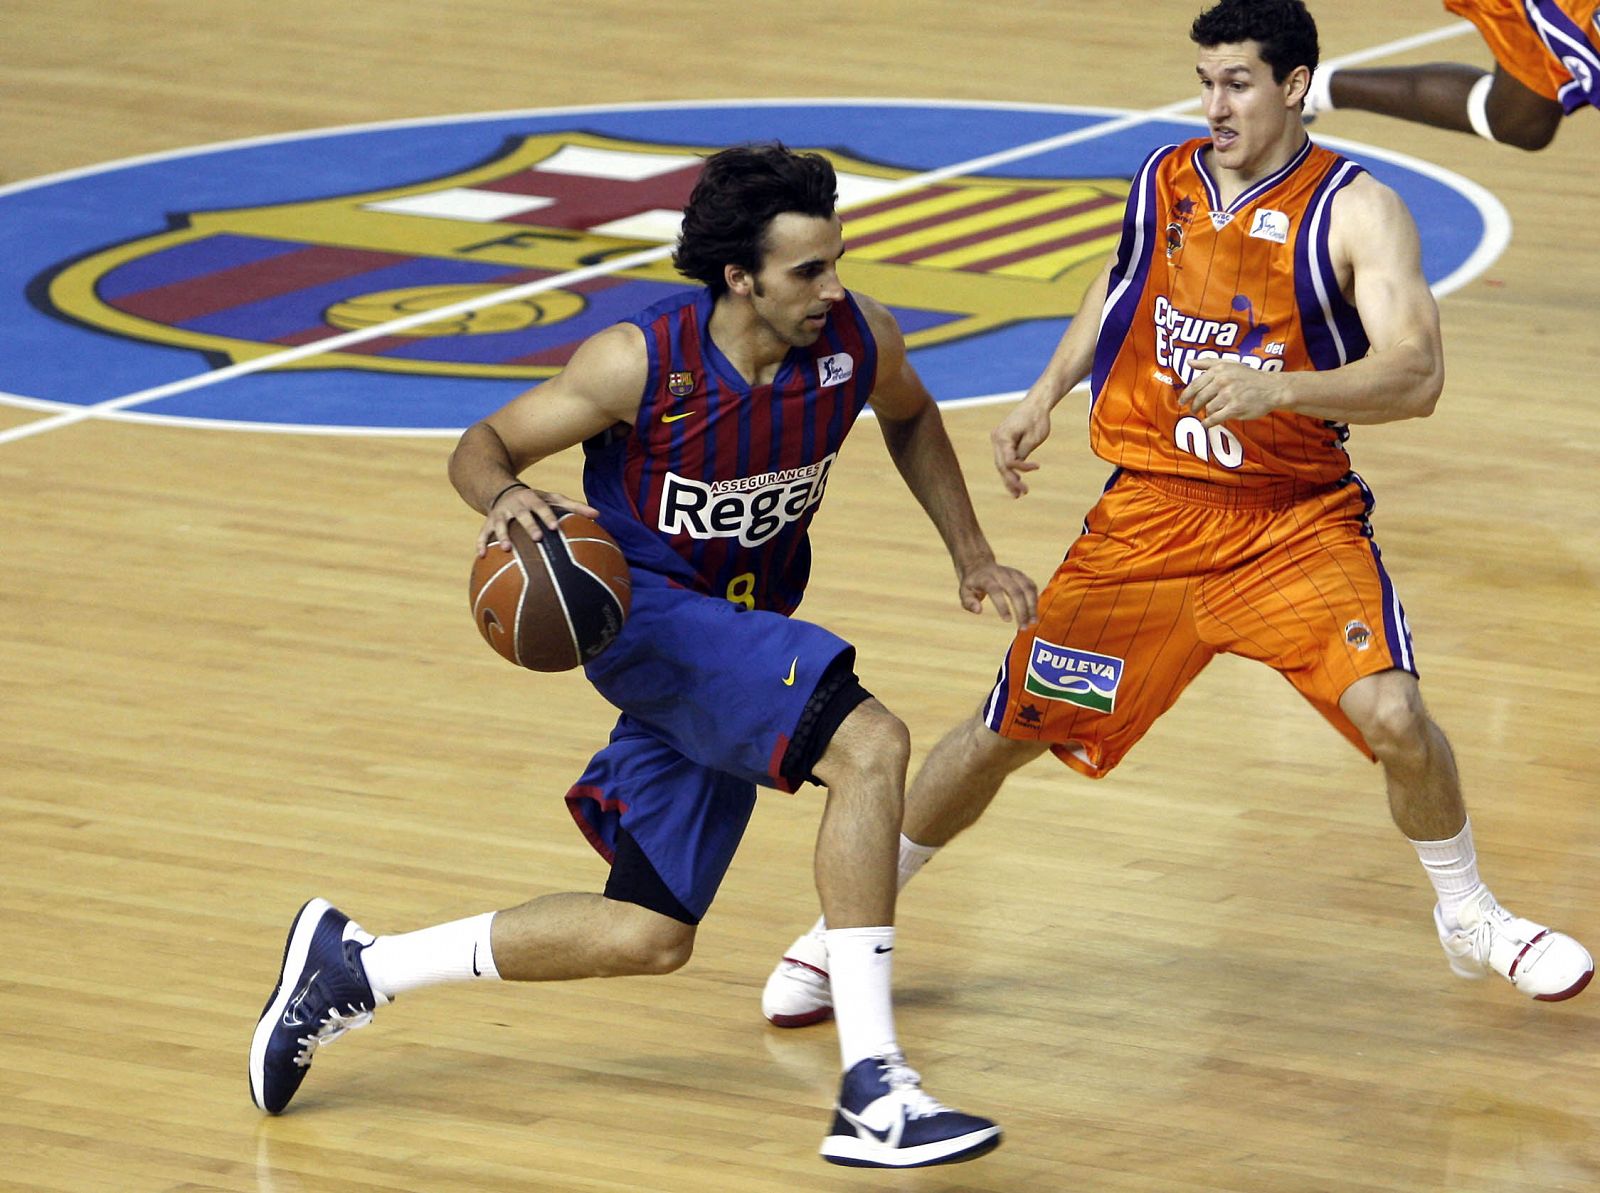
[478,484,600,557]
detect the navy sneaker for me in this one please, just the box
[820,1053,1002,1168]
[249,898,387,1113]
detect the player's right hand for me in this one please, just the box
[991,389,1054,497]
[478,485,600,556]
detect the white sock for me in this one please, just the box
[897,833,939,888]
[359,911,500,999]
[805,834,942,946]
[1466,73,1498,142]
[1410,819,1484,929]
[825,926,898,1069]
[1304,66,1337,115]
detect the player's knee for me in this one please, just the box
[604,911,696,975]
[1345,673,1429,762]
[962,711,1038,768]
[1486,84,1561,150]
[627,935,694,975]
[1494,113,1558,150]
[856,699,912,768]
[819,698,911,789]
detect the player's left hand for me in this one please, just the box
[1180,358,1287,427]
[958,559,1039,628]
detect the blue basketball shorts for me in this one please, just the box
[565,576,855,922]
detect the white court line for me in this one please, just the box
[0,20,1474,446]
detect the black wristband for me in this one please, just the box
[489,480,530,509]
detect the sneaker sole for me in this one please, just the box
[766,1006,834,1029]
[821,1126,1002,1168]
[248,897,332,1113]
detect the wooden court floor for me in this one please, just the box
[4,2,1599,1190]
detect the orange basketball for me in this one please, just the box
[468,510,631,671]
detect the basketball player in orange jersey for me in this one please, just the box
[761,0,1592,1031]
[1302,1,1600,150]
[248,143,1036,1168]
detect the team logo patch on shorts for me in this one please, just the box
[1023,640,1124,713]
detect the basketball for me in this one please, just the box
[468,510,631,672]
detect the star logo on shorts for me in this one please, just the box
[1017,704,1044,725]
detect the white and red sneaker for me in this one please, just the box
[762,926,833,1027]
[1436,885,1593,1001]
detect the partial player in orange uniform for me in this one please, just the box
[1303,0,1600,149]
[760,0,1592,1031]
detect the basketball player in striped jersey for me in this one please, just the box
[1303,1,1599,150]
[763,0,1591,1031]
[249,143,1036,1169]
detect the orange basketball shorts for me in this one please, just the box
[982,471,1416,778]
[1443,0,1600,103]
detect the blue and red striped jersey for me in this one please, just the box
[582,287,879,615]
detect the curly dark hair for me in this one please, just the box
[1190,0,1320,83]
[673,142,838,297]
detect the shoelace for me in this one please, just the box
[293,1005,375,1067]
[1463,902,1536,966]
[880,1057,952,1121]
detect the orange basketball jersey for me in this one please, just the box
[1089,137,1369,489]
[1443,0,1600,111]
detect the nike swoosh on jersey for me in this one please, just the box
[783,658,798,686]
[661,410,695,423]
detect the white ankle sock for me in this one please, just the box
[807,834,942,944]
[1466,73,1498,141]
[825,926,898,1069]
[359,911,500,999]
[897,834,939,888]
[1410,819,1483,929]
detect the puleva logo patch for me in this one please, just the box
[1024,639,1125,713]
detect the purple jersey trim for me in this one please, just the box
[1192,137,1314,214]
[1525,0,1600,112]
[1293,156,1370,373]
[1091,144,1177,409]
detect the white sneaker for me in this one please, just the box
[762,927,833,1027]
[1435,886,1593,1002]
